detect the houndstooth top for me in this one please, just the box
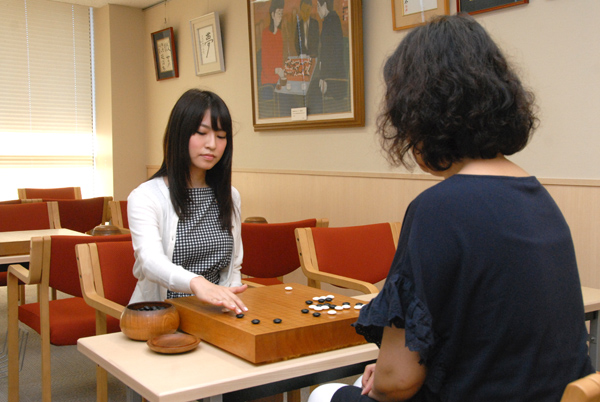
[167,187,233,299]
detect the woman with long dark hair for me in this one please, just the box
[127,89,247,314]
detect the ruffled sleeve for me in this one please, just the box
[353,259,435,364]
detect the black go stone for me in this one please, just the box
[318,299,326,303]
[325,297,333,302]
[273,318,282,324]
[313,312,321,317]
[301,309,309,313]
[305,300,313,305]
[236,313,245,318]
[252,319,260,324]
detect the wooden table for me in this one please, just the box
[78,293,378,402]
[0,228,87,265]
[582,286,600,368]
[77,290,600,402]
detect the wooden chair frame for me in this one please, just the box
[561,372,600,402]
[108,200,128,230]
[295,222,401,294]
[18,187,82,200]
[76,242,130,402]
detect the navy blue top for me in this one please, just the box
[354,175,593,402]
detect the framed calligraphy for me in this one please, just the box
[151,27,179,81]
[247,0,364,131]
[190,13,225,77]
[457,0,528,15]
[392,0,449,31]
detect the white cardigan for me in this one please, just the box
[127,177,243,303]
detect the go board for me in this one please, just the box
[169,283,368,364]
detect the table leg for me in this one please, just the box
[587,311,599,370]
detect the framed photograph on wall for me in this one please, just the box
[392,0,449,31]
[190,12,225,76]
[247,0,364,131]
[151,27,179,81]
[457,0,528,15]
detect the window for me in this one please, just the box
[0,0,94,201]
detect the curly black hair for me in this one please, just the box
[378,13,538,172]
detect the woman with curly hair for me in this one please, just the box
[309,14,593,402]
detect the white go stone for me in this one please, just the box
[284,286,293,291]
[343,305,351,309]
[328,310,337,315]
[335,306,343,311]
[313,297,320,301]
[354,304,364,310]
[327,295,335,299]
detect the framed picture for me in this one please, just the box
[247,0,364,131]
[151,27,179,81]
[392,0,449,31]
[190,12,225,76]
[457,0,528,15]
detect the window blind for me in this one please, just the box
[0,0,94,201]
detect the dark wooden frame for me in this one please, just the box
[392,0,450,31]
[151,27,179,81]
[457,0,528,15]
[247,0,364,131]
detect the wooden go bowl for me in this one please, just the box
[120,301,180,341]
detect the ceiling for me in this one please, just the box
[49,0,163,10]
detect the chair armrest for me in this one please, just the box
[302,269,379,294]
[7,264,32,283]
[241,279,266,288]
[83,293,125,320]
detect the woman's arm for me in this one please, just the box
[368,326,427,401]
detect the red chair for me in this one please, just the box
[55,197,112,234]
[241,218,329,286]
[76,240,136,402]
[18,186,82,200]
[0,202,60,298]
[109,200,128,229]
[295,222,401,294]
[7,233,131,402]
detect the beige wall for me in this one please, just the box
[129,0,600,181]
[101,1,599,286]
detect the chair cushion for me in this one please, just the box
[18,297,121,345]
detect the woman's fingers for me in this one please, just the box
[190,277,248,314]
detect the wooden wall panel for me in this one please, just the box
[231,168,600,290]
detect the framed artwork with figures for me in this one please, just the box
[190,12,225,76]
[247,0,364,131]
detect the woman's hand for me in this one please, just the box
[190,276,248,314]
[361,363,376,395]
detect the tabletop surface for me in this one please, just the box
[77,288,600,402]
[0,228,86,243]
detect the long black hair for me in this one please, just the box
[151,89,235,231]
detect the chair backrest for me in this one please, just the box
[560,372,600,402]
[44,234,132,297]
[75,240,136,320]
[18,187,82,200]
[241,218,329,279]
[295,222,401,294]
[55,197,112,234]
[109,200,128,229]
[0,201,60,231]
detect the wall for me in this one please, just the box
[107,1,600,288]
[94,5,147,201]
[137,0,599,180]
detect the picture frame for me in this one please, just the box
[392,0,449,31]
[457,0,528,15]
[190,12,225,76]
[151,27,179,81]
[247,0,364,131]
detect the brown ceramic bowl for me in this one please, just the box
[120,301,180,341]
